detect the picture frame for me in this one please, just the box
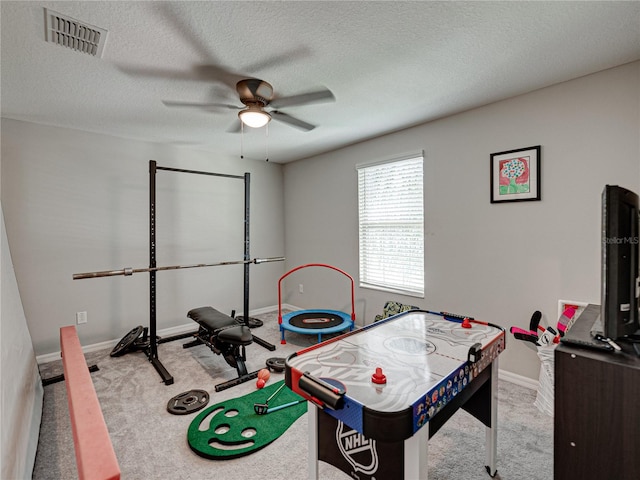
[490,145,541,203]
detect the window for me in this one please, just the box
[357,154,424,297]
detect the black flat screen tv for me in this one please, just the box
[601,184,640,339]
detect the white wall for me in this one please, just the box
[1,120,285,356]
[2,62,639,380]
[1,203,43,479]
[282,61,640,380]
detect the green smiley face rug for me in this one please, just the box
[187,380,307,459]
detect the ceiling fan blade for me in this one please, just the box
[270,111,316,131]
[162,100,240,111]
[117,63,244,91]
[241,46,311,74]
[138,4,242,89]
[193,65,245,90]
[157,2,217,66]
[115,65,212,82]
[270,88,335,109]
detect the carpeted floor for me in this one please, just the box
[34,310,553,479]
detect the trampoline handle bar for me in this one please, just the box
[73,257,285,280]
[277,263,356,325]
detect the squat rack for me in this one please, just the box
[74,160,279,385]
[147,161,276,384]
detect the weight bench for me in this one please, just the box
[184,306,264,392]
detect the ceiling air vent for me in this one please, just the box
[44,8,108,57]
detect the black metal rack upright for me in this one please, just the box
[146,160,274,385]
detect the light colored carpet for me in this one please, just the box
[34,311,553,479]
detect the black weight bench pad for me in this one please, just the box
[188,307,252,345]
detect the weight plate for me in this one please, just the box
[167,389,210,415]
[266,357,286,373]
[110,326,144,357]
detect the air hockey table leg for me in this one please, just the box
[308,405,319,480]
[484,360,499,477]
[404,420,429,479]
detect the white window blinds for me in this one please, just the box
[357,155,424,297]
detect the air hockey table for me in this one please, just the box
[285,309,506,480]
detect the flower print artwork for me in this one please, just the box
[490,146,540,203]
[499,156,530,195]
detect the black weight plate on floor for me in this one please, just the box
[110,326,144,357]
[167,389,210,415]
[266,357,286,372]
[234,316,263,328]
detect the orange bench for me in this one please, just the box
[60,326,120,480]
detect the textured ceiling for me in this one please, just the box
[2,1,640,164]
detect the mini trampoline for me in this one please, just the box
[278,264,355,344]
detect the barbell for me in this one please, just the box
[73,256,285,280]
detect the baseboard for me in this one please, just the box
[498,369,539,391]
[37,304,289,365]
[36,350,62,365]
[38,304,542,393]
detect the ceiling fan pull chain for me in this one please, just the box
[265,123,269,162]
[240,121,244,159]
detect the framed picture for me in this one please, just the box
[490,145,541,203]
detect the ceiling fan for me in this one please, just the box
[114,3,334,132]
[162,78,335,132]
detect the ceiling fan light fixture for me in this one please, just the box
[238,106,271,128]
